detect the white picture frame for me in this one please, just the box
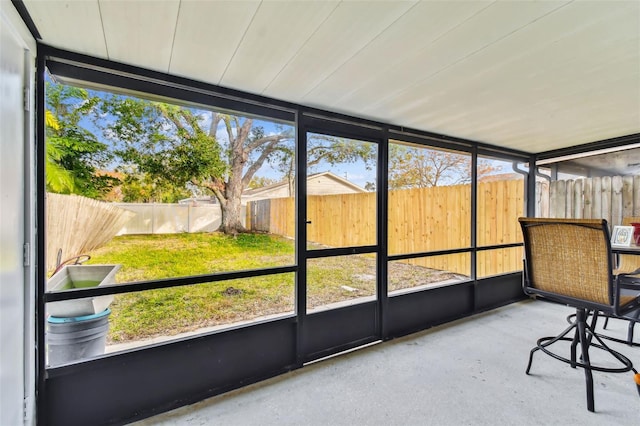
[611,225,634,247]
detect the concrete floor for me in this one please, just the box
[132,300,640,425]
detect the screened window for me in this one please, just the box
[44,78,297,358]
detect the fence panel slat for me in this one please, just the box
[550,180,566,218]
[592,177,602,219]
[573,179,583,218]
[583,178,593,218]
[566,180,574,219]
[536,180,549,217]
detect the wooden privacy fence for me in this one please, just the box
[46,193,135,273]
[536,175,640,228]
[247,179,525,276]
[47,176,637,278]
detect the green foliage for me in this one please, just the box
[99,96,227,190]
[89,233,295,280]
[97,94,296,233]
[45,83,117,197]
[45,111,75,193]
[118,168,191,203]
[307,134,377,170]
[48,81,376,232]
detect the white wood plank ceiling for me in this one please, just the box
[20,0,640,153]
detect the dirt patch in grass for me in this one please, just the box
[388,261,464,291]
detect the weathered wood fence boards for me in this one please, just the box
[46,193,135,272]
[247,179,525,276]
[535,175,640,228]
[248,197,295,237]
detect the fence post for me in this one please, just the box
[593,177,602,219]
[550,180,566,218]
[188,205,192,233]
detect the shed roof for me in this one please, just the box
[244,171,366,198]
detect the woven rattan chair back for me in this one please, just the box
[519,218,612,306]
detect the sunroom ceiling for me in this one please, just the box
[20,0,640,154]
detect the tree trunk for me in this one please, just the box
[219,196,246,235]
[218,165,247,234]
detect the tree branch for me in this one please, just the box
[210,113,222,138]
[241,139,282,188]
[191,177,226,204]
[247,134,287,151]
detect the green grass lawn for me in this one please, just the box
[89,232,296,280]
[88,233,298,342]
[86,232,457,344]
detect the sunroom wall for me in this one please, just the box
[38,44,532,426]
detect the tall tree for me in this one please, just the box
[388,145,499,189]
[45,83,116,198]
[100,97,287,233]
[100,95,374,234]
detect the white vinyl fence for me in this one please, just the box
[113,203,246,235]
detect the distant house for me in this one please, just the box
[178,172,366,206]
[243,171,366,203]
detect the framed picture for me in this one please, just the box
[611,225,634,247]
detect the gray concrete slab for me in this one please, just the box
[132,300,640,425]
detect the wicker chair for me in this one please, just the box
[601,216,640,344]
[615,216,640,274]
[569,216,640,346]
[518,217,640,412]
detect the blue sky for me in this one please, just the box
[49,77,510,192]
[205,114,375,189]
